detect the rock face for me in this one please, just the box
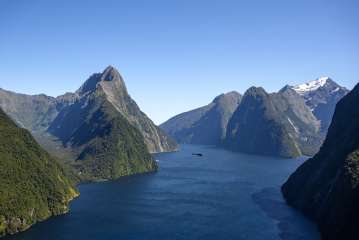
[0,108,78,237]
[282,83,359,240]
[225,87,321,158]
[160,91,241,145]
[291,77,349,132]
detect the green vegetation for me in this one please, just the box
[69,93,158,180]
[0,108,78,237]
[0,67,160,237]
[48,88,158,181]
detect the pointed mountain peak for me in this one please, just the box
[104,65,116,71]
[101,65,123,82]
[76,66,127,96]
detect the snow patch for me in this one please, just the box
[292,77,329,95]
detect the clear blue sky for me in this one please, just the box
[0,0,358,124]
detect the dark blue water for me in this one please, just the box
[6,145,320,240]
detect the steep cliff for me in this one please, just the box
[282,83,359,239]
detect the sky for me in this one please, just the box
[0,0,358,124]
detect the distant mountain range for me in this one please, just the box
[160,77,349,158]
[282,82,359,240]
[0,66,177,180]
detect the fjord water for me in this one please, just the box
[6,145,319,240]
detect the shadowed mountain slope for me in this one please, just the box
[282,83,359,239]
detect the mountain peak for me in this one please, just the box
[244,86,268,97]
[104,65,116,71]
[212,91,241,103]
[76,66,127,96]
[101,65,122,82]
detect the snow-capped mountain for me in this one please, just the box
[291,77,349,133]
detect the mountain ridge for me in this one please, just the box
[161,77,348,158]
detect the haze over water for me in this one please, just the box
[5,145,320,240]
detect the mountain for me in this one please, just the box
[160,91,241,145]
[282,83,359,240]
[0,67,177,154]
[225,86,321,158]
[0,66,175,180]
[160,77,347,158]
[291,77,349,132]
[74,66,177,153]
[0,108,78,237]
[0,89,75,131]
[48,73,158,180]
